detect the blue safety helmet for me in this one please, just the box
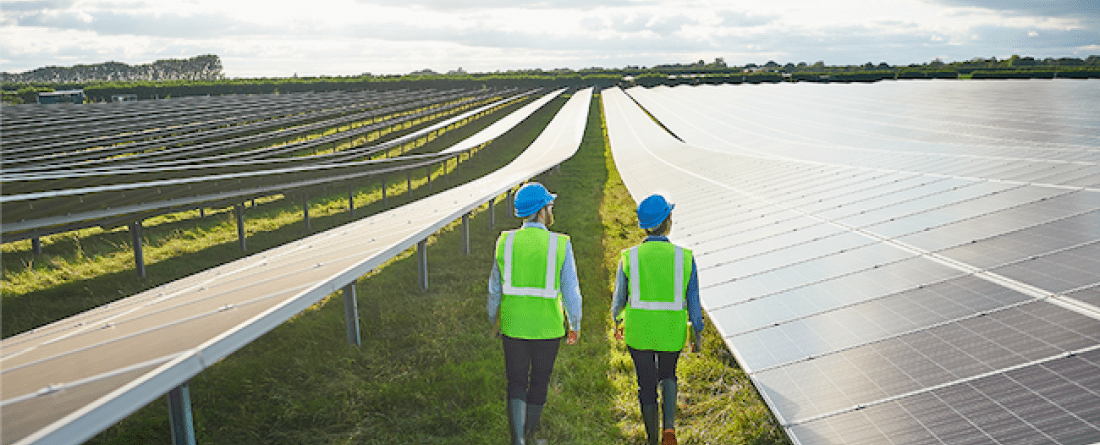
[514,182,556,218]
[637,194,674,229]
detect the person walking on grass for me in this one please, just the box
[612,194,703,445]
[488,182,582,445]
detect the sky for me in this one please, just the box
[1,0,1098,78]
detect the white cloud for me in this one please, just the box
[2,0,1097,76]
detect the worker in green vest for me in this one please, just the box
[612,194,703,445]
[488,182,582,445]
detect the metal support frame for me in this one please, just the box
[407,171,413,198]
[166,383,196,445]
[303,194,311,230]
[235,203,247,252]
[199,208,205,219]
[348,185,356,217]
[489,199,496,227]
[417,239,428,291]
[427,166,432,193]
[342,282,361,347]
[382,177,388,206]
[32,237,42,255]
[130,221,146,278]
[462,213,470,255]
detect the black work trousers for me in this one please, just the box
[628,347,680,405]
[502,335,562,405]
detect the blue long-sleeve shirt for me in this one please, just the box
[611,235,704,333]
[487,222,582,332]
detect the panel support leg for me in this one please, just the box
[303,194,311,231]
[343,282,361,347]
[166,383,196,445]
[417,239,428,291]
[382,177,388,207]
[235,203,247,252]
[462,213,470,255]
[32,237,42,255]
[130,221,146,278]
[407,171,413,198]
[348,185,355,217]
[489,199,496,228]
[427,166,432,193]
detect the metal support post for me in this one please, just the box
[235,204,247,251]
[167,383,197,445]
[382,177,388,206]
[427,166,432,193]
[407,171,413,198]
[348,186,355,217]
[130,221,146,278]
[417,239,428,291]
[199,208,205,219]
[489,199,496,227]
[303,194,311,230]
[506,191,514,217]
[462,213,470,255]
[32,237,42,255]
[343,282,361,347]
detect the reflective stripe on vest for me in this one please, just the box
[502,230,560,298]
[628,245,685,311]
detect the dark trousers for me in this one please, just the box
[503,335,562,405]
[628,347,680,405]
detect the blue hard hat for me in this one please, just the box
[514,183,556,218]
[637,194,674,229]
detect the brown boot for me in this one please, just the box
[661,428,677,445]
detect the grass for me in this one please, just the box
[6,93,789,445]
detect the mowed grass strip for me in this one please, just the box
[26,93,788,444]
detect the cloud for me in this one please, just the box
[348,0,648,11]
[927,0,1099,18]
[716,9,776,28]
[13,9,276,38]
[0,0,77,13]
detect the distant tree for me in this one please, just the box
[764,60,779,68]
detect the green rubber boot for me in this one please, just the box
[660,379,677,431]
[507,398,527,445]
[525,404,545,444]
[641,403,660,445]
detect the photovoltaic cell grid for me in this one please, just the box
[602,80,1100,445]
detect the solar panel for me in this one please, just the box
[1,89,594,445]
[603,80,1100,444]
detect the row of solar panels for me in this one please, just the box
[3,88,499,170]
[1,88,539,241]
[603,80,1100,444]
[2,89,415,155]
[0,88,592,445]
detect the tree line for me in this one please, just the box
[3,54,1098,105]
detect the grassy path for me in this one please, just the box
[18,94,787,444]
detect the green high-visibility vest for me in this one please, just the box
[496,227,569,339]
[621,242,692,351]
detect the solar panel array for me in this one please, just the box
[0,89,592,445]
[2,87,534,242]
[602,80,1100,444]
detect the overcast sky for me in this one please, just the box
[2,0,1098,78]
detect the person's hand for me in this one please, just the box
[614,324,624,341]
[567,330,579,345]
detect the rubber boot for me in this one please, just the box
[525,404,545,444]
[660,379,678,445]
[640,403,660,445]
[507,398,527,445]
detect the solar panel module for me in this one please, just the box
[603,79,1100,445]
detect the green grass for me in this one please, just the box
[7,94,789,445]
